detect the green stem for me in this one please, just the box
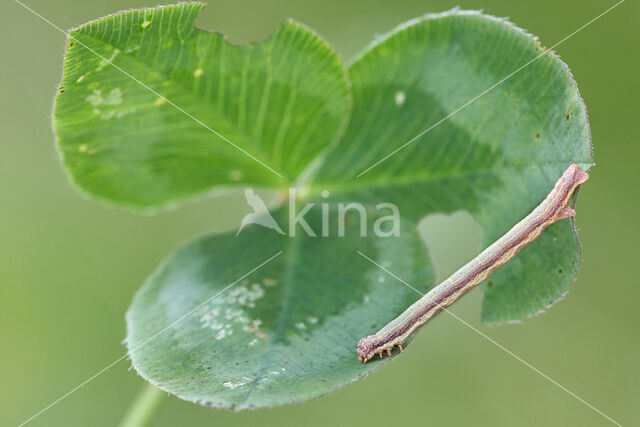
[118,383,166,427]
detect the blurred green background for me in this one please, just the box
[1,0,638,425]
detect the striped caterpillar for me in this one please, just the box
[357,164,589,363]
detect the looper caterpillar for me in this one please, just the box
[357,164,589,363]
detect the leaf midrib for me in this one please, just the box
[307,160,593,199]
[237,233,300,407]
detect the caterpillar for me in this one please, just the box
[357,164,589,363]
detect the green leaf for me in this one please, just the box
[309,10,593,323]
[126,207,434,409]
[54,3,350,210]
[54,5,594,410]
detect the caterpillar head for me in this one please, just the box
[357,335,377,363]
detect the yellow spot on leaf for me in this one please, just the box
[262,278,276,287]
[228,170,243,181]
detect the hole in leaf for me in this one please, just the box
[418,210,483,282]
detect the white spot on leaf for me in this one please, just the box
[104,88,122,105]
[215,327,232,340]
[199,282,266,341]
[97,49,120,71]
[395,91,406,106]
[223,376,250,389]
[86,88,127,119]
[124,44,140,54]
[86,90,103,106]
[194,68,203,78]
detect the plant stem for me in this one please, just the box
[118,383,166,427]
